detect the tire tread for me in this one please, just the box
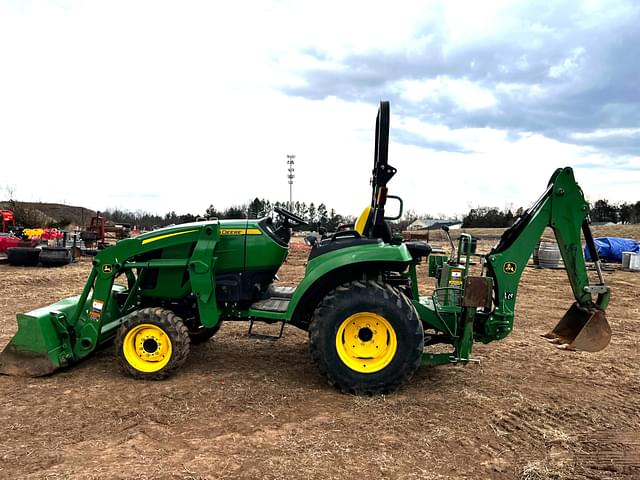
[309,279,423,395]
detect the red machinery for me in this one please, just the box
[81,212,131,248]
[0,210,20,254]
[1,210,15,233]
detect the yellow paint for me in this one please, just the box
[354,206,372,235]
[141,229,197,245]
[221,228,263,236]
[23,228,44,238]
[503,262,517,274]
[122,323,172,372]
[335,312,397,373]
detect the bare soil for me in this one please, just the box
[0,228,639,479]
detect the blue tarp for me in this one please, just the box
[584,237,640,262]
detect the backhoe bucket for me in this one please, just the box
[542,303,611,352]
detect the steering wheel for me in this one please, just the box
[273,206,308,227]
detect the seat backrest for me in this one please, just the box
[354,206,372,236]
[354,205,394,243]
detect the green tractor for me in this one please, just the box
[0,102,611,394]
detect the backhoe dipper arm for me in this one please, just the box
[478,167,611,349]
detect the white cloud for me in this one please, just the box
[570,128,640,140]
[394,77,497,111]
[548,47,586,79]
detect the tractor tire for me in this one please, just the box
[39,247,73,267]
[80,231,98,242]
[187,321,222,344]
[309,279,424,395]
[7,247,40,267]
[115,307,190,380]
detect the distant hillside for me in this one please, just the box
[0,200,96,228]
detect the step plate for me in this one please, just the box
[251,298,290,313]
[269,286,295,299]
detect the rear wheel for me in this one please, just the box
[115,307,190,380]
[309,280,423,395]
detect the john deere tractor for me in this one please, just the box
[0,102,611,394]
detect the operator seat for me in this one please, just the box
[354,206,393,243]
[355,206,432,261]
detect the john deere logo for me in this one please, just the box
[503,262,517,274]
[102,264,113,273]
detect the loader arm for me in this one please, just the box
[0,221,222,376]
[477,167,611,351]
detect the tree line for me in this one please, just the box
[460,199,640,228]
[4,195,638,231]
[104,198,640,231]
[103,198,357,232]
[589,199,640,224]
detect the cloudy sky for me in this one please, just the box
[1,0,638,219]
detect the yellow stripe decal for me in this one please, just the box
[221,228,263,236]
[141,229,198,245]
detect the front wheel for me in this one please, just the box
[115,307,190,380]
[309,280,423,395]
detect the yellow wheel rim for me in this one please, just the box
[122,323,173,373]
[335,312,397,373]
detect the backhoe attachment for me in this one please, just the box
[483,167,612,353]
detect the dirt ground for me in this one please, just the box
[0,228,639,479]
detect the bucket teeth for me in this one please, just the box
[542,303,611,353]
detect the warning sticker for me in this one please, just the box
[90,300,104,321]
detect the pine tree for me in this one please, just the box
[317,203,328,229]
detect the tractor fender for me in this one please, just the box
[286,243,412,330]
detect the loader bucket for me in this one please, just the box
[542,302,611,352]
[0,346,57,377]
[0,296,81,377]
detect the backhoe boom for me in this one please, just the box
[478,167,611,351]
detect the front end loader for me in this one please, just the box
[0,101,612,394]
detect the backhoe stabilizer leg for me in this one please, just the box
[542,302,611,352]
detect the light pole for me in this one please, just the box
[287,154,295,211]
